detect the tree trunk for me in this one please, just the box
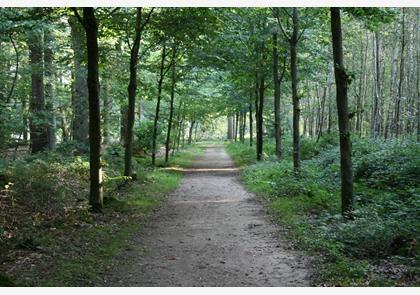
[165,47,177,163]
[291,8,301,171]
[234,112,239,142]
[69,15,89,145]
[227,115,233,139]
[273,32,282,159]
[330,7,353,218]
[120,105,127,144]
[28,27,49,153]
[241,111,246,143]
[249,92,253,146]
[124,8,143,177]
[395,8,406,138]
[256,75,264,161]
[316,86,327,142]
[151,44,166,166]
[188,120,195,145]
[102,76,110,144]
[371,31,382,138]
[79,8,103,211]
[44,28,56,149]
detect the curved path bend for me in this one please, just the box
[103,146,309,286]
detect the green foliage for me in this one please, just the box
[134,119,164,154]
[227,138,420,286]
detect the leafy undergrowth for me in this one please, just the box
[0,143,199,286]
[226,136,419,286]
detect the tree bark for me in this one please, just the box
[256,74,264,161]
[165,47,177,163]
[44,28,56,149]
[124,8,143,177]
[28,27,49,153]
[69,15,89,145]
[151,44,167,166]
[249,91,253,146]
[227,115,234,139]
[291,8,301,171]
[234,112,239,142]
[273,32,282,159]
[82,7,103,211]
[188,120,195,145]
[102,75,110,144]
[394,8,406,138]
[331,7,353,218]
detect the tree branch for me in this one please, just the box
[71,7,85,27]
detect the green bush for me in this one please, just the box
[134,119,165,154]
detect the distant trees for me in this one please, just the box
[0,7,418,217]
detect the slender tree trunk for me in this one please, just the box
[44,28,56,150]
[82,8,103,211]
[28,27,49,153]
[395,8,406,138]
[316,86,327,142]
[256,75,264,161]
[273,32,282,159]
[188,120,195,145]
[241,111,246,143]
[151,44,167,166]
[124,8,143,177]
[331,7,353,218]
[249,91,253,146]
[234,112,239,142]
[165,47,177,163]
[22,95,28,142]
[102,76,110,144]
[291,8,301,171]
[69,15,89,145]
[227,115,233,139]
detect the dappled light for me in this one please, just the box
[0,5,418,288]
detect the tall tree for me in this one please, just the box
[27,25,49,153]
[151,43,168,166]
[330,7,353,217]
[272,31,286,159]
[275,8,303,171]
[165,45,177,163]
[124,8,153,177]
[73,7,103,211]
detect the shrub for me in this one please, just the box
[134,120,164,155]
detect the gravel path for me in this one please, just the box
[102,146,309,286]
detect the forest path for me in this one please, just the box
[102,146,309,286]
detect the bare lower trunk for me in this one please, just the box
[165,48,177,163]
[124,8,143,177]
[152,44,167,166]
[83,7,103,211]
[331,7,353,218]
[28,26,49,153]
[291,8,300,171]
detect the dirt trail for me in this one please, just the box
[102,146,309,286]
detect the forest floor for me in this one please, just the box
[101,146,309,286]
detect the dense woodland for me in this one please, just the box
[0,7,419,286]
